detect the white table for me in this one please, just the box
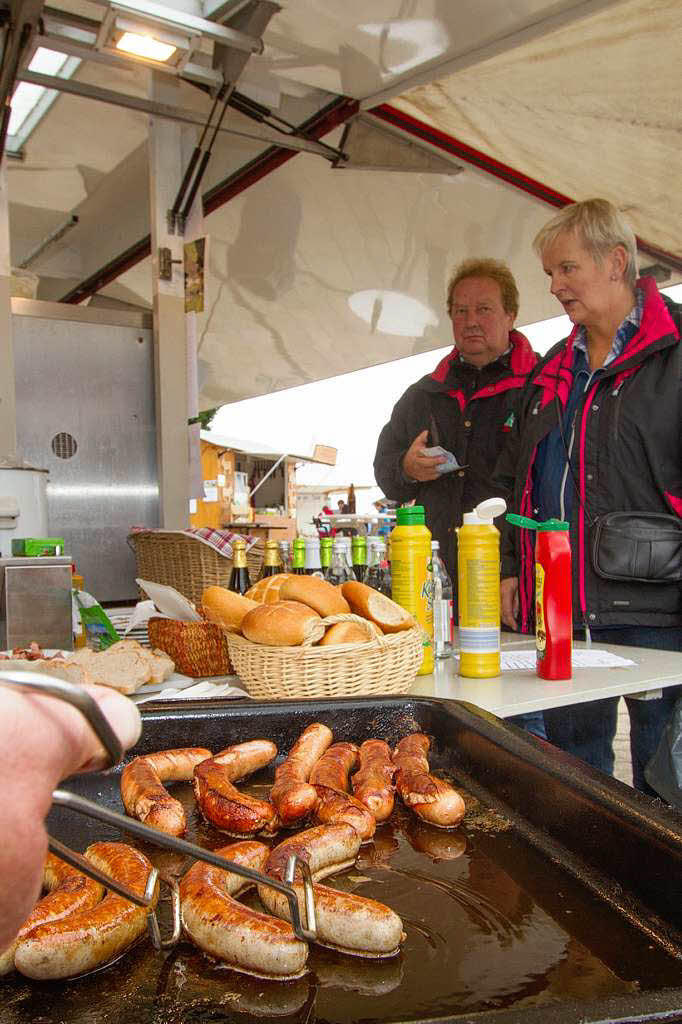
[410,637,682,718]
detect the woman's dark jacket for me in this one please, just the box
[493,278,682,632]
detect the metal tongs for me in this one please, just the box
[0,669,318,951]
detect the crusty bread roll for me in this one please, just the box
[340,581,415,633]
[318,620,377,646]
[201,586,258,632]
[241,600,321,646]
[245,574,293,604]
[280,576,350,617]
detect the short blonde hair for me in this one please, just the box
[533,199,638,288]
[446,258,519,318]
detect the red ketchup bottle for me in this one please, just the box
[506,515,572,680]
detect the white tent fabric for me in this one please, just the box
[390,0,682,260]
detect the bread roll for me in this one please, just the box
[245,574,293,604]
[280,576,350,617]
[318,621,377,646]
[241,601,321,646]
[340,582,415,633]
[201,586,258,632]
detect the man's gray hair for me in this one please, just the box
[533,199,638,289]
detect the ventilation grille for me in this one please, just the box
[51,432,77,459]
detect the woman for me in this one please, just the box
[494,198,682,792]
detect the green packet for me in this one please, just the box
[76,597,121,651]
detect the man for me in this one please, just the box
[374,257,537,584]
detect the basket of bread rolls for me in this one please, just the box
[200,574,424,699]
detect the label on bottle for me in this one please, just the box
[434,598,451,646]
[459,627,500,652]
[535,562,546,658]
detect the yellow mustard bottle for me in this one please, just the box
[390,505,434,675]
[456,497,507,678]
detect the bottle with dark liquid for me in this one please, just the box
[291,537,306,575]
[229,538,251,594]
[320,536,333,574]
[259,539,283,580]
[351,535,367,581]
[324,537,355,585]
[363,538,392,596]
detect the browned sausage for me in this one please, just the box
[193,739,279,836]
[121,747,212,836]
[259,824,404,958]
[314,786,376,842]
[309,742,359,791]
[0,854,104,975]
[271,722,333,826]
[351,740,396,822]
[180,840,308,978]
[14,842,158,980]
[393,734,465,828]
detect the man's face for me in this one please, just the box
[450,277,514,367]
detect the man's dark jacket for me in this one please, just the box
[373,331,537,583]
[492,278,682,632]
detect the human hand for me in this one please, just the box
[0,684,141,951]
[402,430,447,482]
[500,577,520,630]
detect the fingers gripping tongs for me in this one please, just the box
[0,670,318,950]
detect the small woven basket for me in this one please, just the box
[128,531,264,608]
[147,616,232,678]
[225,613,424,700]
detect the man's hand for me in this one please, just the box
[501,577,520,630]
[0,685,142,952]
[402,430,446,482]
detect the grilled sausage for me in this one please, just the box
[393,734,465,828]
[270,722,333,826]
[180,840,308,979]
[121,747,212,836]
[259,824,404,959]
[193,739,279,836]
[14,842,158,980]
[314,786,376,842]
[351,740,396,822]
[0,854,104,975]
[309,742,359,791]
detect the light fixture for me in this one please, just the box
[116,31,176,63]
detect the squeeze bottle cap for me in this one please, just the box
[396,505,426,525]
[462,497,507,525]
[506,513,569,531]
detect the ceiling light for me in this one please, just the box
[116,30,176,62]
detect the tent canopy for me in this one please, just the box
[4,0,680,409]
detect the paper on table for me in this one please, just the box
[136,579,202,622]
[497,649,637,671]
[132,678,248,704]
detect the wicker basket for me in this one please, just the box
[147,617,232,678]
[128,531,264,608]
[225,613,424,700]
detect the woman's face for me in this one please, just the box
[541,230,624,329]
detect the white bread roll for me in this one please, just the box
[279,576,350,617]
[241,600,321,646]
[245,574,293,604]
[340,582,415,633]
[318,620,378,646]
[201,586,258,632]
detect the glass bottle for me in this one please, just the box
[324,537,355,585]
[229,539,251,595]
[320,536,333,573]
[351,535,367,582]
[431,539,454,659]
[363,539,392,597]
[291,537,306,575]
[304,537,324,578]
[259,539,283,580]
[278,540,291,573]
